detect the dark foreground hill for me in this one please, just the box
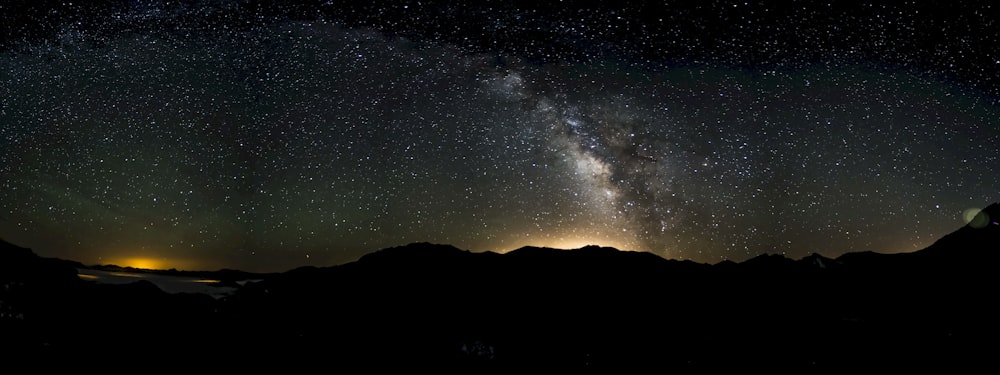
[1,204,998,371]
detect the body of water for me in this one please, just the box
[76,268,249,299]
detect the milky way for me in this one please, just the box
[1,2,998,272]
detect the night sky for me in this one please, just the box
[2,1,998,272]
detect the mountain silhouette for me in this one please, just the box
[0,204,998,371]
[917,203,1000,262]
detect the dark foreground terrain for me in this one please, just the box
[2,204,998,371]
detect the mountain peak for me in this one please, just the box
[506,244,627,256]
[0,237,35,257]
[1,238,39,278]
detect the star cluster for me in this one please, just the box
[1,1,998,272]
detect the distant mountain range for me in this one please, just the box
[85,262,276,284]
[1,203,997,371]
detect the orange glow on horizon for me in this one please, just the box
[117,257,164,270]
[495,235,639,254]
[96,244,214,270]
[105,256,196,271]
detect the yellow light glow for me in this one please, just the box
[118,257,164,270]
[101,255,206,271]
[498,234,637,253]
[547,238,629,251]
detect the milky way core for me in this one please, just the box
[1,2,997,272]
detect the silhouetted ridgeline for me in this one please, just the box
[86,262,276,283]
[1,203,998,371]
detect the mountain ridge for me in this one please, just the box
[1,203,997,370]
[6,201,997,276]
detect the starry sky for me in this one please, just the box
[1,1,998,272]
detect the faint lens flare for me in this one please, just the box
[962,207,990,229]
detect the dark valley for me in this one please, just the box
[2,203,998,371]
